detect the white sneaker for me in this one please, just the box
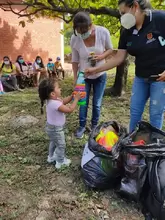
[55,158,71,169]
[47,155,56,163]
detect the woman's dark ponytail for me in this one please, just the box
[41,100,44,114]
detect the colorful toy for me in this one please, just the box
[96,129,119,151]
[132,140,146,145]
[73,72,86,106]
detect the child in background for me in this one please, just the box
[47,58,56,78]
[38,78,81,169]
[27,61,33,76]
[54,57,65,79]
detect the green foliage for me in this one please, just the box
[64,45,71,55]
[63,0,164,51]
[93,15,120,39]
[17,0,165,48]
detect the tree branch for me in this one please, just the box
[0,4,49,18]
[19,5,28,14]
[0,1,120,21]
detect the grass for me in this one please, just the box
[0,67,153,219]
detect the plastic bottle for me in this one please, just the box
[73,72,86,106]
[88,52,96,67]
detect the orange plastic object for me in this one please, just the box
[96,130,119,151]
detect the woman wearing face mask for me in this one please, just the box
[85,0,165,132]
[15,55,30,88]
[0,56,21,91]
[71,11,113,138]
[33,56,47,86]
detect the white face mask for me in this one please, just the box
[76,30,92,40]
[37,59,41,64]
[120,13,136,29]
[4,61,10,65]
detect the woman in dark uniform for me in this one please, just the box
[85,0,165,132]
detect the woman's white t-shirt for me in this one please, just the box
[70,25,113,79]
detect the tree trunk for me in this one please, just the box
[109,56,130,97]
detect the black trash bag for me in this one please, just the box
[81,121,127,190]
[119,151,147,202]
[81,143,117,190]
[142,158,165,220]
[119,121,165,157]
[81,143,120,190]
[117,121,165,202]
[88,121,127,157]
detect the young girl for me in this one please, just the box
[38,78,81,169]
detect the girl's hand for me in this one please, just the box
[72,91,85,99]
[157,71,165,81]
[74,92,81,101]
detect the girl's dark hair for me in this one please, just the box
[38,78,57,114]
[118,0,152,10]
[16,55,28,72]
[73,11,92,36]
[2,56,13,70]
[35,56,44,68]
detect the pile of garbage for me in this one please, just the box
[81,121,165,220]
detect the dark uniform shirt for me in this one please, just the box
[118,10,165,78]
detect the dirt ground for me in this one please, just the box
[0,74,146,220]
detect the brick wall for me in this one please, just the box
[0,5,64,65]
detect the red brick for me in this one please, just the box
[0,4,64,64]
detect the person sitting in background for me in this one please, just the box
[0,56,21,91]
[15,55,29,88]
[33,56,47,86]
[47,58,56,78]
[25,61,34,87]
[55,57,65,80]
[27,61,33,76]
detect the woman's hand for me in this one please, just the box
[157,71,165,81]
[93,54,104,61]
[84,67,97,78]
